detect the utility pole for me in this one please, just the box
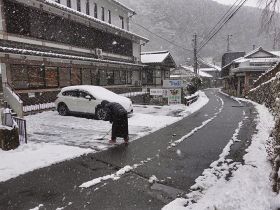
[193,33,198,75]
[227,34,232,52]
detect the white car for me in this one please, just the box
[55,85,133,120]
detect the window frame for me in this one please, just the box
[119,16,124,29]
[77,0,81,12]
[94,3,98,18]
[67,0,71,8]
[86,0,90,15]
[108,10,111,24]
[101,7,105,21]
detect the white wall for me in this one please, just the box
[51,0,129,30]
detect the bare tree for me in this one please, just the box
[261,0,279,30]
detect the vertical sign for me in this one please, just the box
[167,89,181,105]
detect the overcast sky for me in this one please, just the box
[212,0,263,8]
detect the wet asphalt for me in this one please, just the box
[0,89,257,210]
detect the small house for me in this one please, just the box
[141,51,176,87]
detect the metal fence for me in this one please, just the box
[185,95,199,106]
[13,117,27,144]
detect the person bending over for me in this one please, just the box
[101,100,129,144]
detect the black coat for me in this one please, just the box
[105,102,127,121]
[104,102,128,139]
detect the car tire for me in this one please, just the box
[58,103,69,116]
[95,108,107,120]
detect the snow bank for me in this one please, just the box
[163,98,280,210]
[0,143,92,182]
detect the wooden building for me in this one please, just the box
[0,0,149,116]
[140,51,176,87]
[221,47,280,97]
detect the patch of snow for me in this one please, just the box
[149,175,159,184]
[80,165,133,188]
[29,204,44,210]
[0,143,92,182]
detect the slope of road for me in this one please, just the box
[0,89,258,210]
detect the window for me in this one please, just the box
[62,91,79,97]
[77,0,81,12]
[86,0,90,15]
[108,10,111,24]
[94,3,98,18]
[67,0,71,8]
[119,16,124,29]
[55,0,60,3]
[101,7,105,21]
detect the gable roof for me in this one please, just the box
[198,59,221,71]
[111,0,136,14]
[244,47,278,58]
[174,65,213,78]
[141,51,176,67]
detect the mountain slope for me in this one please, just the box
[121,0,274,64]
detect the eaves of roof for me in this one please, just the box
[0,46,145,67]
[111,0,136,14]
[36,0,149,42]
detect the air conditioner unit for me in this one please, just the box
[95,48,103,59]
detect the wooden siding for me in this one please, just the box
[4,0,133,57]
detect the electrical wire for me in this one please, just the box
[199,0,241,46]
[198,0,248,52]
[131,19,193,53]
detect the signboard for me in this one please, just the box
[167,89,181,105]
[163,80,183,88]
[150,89,163,96]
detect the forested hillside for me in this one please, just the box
[121,0,274,64]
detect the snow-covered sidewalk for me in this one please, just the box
[0,91,209,182]
[163,97,280,210]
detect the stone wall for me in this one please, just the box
[247,72,280,193]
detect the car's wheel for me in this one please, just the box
[95,108,107,120]
[58,103,69,116]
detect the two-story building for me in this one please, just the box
[221,47,280,97]
[0,0,149,116]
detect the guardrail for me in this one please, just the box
[185,95,199,106]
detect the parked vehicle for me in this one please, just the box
[55,85,133,120]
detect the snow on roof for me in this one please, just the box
[0,46,144,67]
[270,51,280,57]
[111,0,136,13]
[244,47,279,58]
[199,59,221,71]
[141,51,170,64]
[41,0,148,42]
[180,65,213,78]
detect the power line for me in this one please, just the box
[130,20,193,53]
[198,0,248,52]
[198,0,240,46]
